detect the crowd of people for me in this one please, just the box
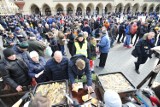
[0,12,160,106]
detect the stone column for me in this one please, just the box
[146,7,149,14]
[93,8,96,17]
[83,7,86,17]
[102,8,105,16]
[130,6,133,14]
[39,8,42,16]
[52,7,55,15]
[73,9,76,16]
[138,6,142,13]
[112,6,116,13]
[153,7,156,13]
[64,7,67,15]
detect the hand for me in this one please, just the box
[87,86,94,93]
[72,83,76,88]
[10,43,14,46]
[16,85,23,92]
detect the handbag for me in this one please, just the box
[131,48,138,57]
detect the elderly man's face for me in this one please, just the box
[54,54,62,63]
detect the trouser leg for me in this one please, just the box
[135,56,148,70]
[99,53,108,67]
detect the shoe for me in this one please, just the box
[127,45,132,48]
[135,69,140,74]
[91,71,95,74]
[96,65,104,68]
[123,45,127,47]
[96,65,99,68]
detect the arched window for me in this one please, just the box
[45,8,51,16]
[96,7,99,15]
[35,7,40,14]
[119,7,122,13]
[156,7,159,13]
[105,7,108,14]
[57,7,63,14]
[143,7,147,12]
[149,7,153,13]
[86,7,91,15]
[127,7,130,13]
[77,7,82,15]
[67,7,73,14]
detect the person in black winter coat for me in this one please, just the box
[68,54,93,92]
[117,22,125,43]
[12,41,31,66]
[134,32,155,74]
[139,22,149,39]
[133,19,142,46]
[66,29,75,56]
[0,48,31,92]
[44,51,69,81]
[82,22,91,36]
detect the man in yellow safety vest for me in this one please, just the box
[72,32,90,59]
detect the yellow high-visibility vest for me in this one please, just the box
[75,40,88,57]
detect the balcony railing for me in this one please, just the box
[53,0,114,2]
[144,0,160,2]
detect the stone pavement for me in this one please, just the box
[94,42,159,87]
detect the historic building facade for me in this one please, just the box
[14,0,160,15]
[0,0,18,15]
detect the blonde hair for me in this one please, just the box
[83,32,88,39]
[90,37,97,46]
[75,59,85,70]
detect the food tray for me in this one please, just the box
[96,72,136,102]
[33,80,69,107]
[69,82,103,106]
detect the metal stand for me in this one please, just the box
[137,71,158,89]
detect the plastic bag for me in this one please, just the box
[44,46,52,57]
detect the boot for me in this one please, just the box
[134,62,140,74]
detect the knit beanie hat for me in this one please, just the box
[15,27,21,31]
[75,58,85,70]
[18,41,29,49]
[78,32,84,37]
[3,48,15,58]
[29,51,39,58]
[104,90,122,107]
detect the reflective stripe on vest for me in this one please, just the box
[75,41,88,57]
